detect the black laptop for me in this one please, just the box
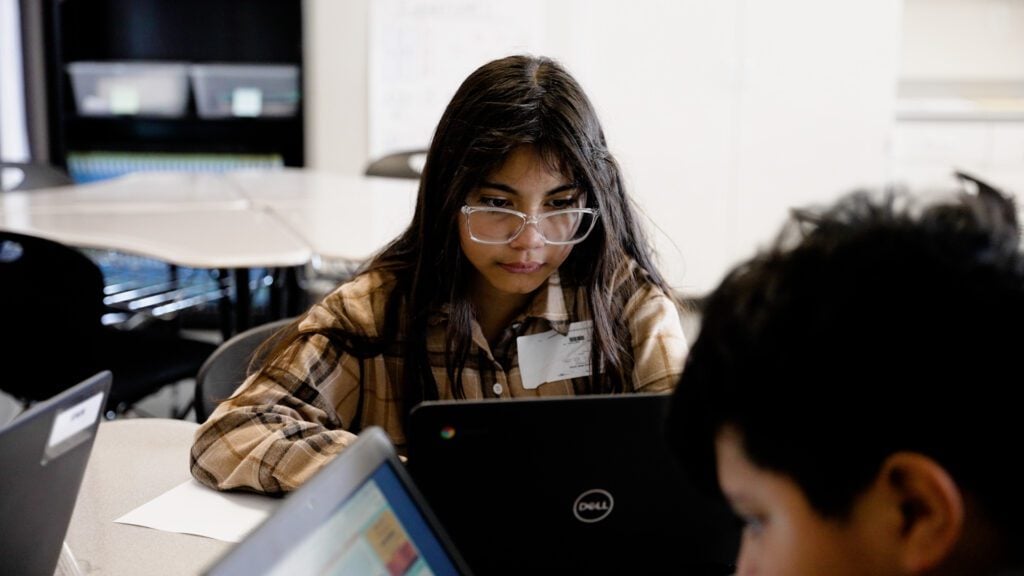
[0,370,111,576]
[407,393,740,576]
[204,426,472,576]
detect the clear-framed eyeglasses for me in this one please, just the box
[461,205,600,245]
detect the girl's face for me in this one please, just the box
[460,145,582,306]
[715,426,903,576]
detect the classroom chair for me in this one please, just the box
[0,230,217,414]
[0,161,73,191]
[193,317,294,422]
[364,149,427,179]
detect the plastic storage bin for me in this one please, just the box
[189,64,300,119]
[66,62,189,117]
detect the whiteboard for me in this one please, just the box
[368,0,546,160]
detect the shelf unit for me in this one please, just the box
[38,0,308,333]
[42,0,305,173]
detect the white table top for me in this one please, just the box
[0,169,418,270]
[1,172,247,213]
[0,206,311,269]
[64,419,230,576]
[227,169,418,262]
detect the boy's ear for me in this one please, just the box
[880,452,965,573]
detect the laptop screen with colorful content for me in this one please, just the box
[205,426,471,576]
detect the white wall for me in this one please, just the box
[304,0,369,176]
[891,0,1024,196]
[1,0,30,162]
[901,0,1024,81]
[305,0,903,295]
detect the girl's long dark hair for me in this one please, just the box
[258,55,675,423]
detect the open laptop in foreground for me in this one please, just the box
[0,370,111,576]
[407,393,740,576]
[204,426,472,576]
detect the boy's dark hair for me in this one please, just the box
[668,181,1024,547]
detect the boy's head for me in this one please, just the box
[669,183,1024,575]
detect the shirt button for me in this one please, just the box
[492,383,503,396]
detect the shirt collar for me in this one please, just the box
[428,271,574,335]
[521,271,572,334]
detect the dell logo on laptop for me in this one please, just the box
[573,489,614,523]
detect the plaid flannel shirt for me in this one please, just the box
[191,269,687,494]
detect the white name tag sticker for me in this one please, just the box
[517,320,595,390]
[47,392,104,449]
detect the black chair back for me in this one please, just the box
[194,317,294,422]
[0,231,216,412]
[364,149,426,180]
[1,232,108,400]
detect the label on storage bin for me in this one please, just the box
[232,87,263,117]
[109,86,141,114]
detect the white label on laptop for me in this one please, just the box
[517,320,596,389]
[232,87,263,117]
[47,392,103,448]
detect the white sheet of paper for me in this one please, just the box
[114,479,281,543]
[517,320,595,390]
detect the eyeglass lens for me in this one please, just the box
[469,209,595,243]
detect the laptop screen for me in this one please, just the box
[407,394,739,576]
[267,461,462,576]
[0,370,111,576]
[205,426,470,576]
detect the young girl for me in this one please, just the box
[191,55,687,494]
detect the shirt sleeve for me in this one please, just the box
[190,274,395,495]
[189,331,364,494]
[625,284,688,392]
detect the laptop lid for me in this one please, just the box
[204,426,473,576]
[0,370,111,576]
[407,393,741,576]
